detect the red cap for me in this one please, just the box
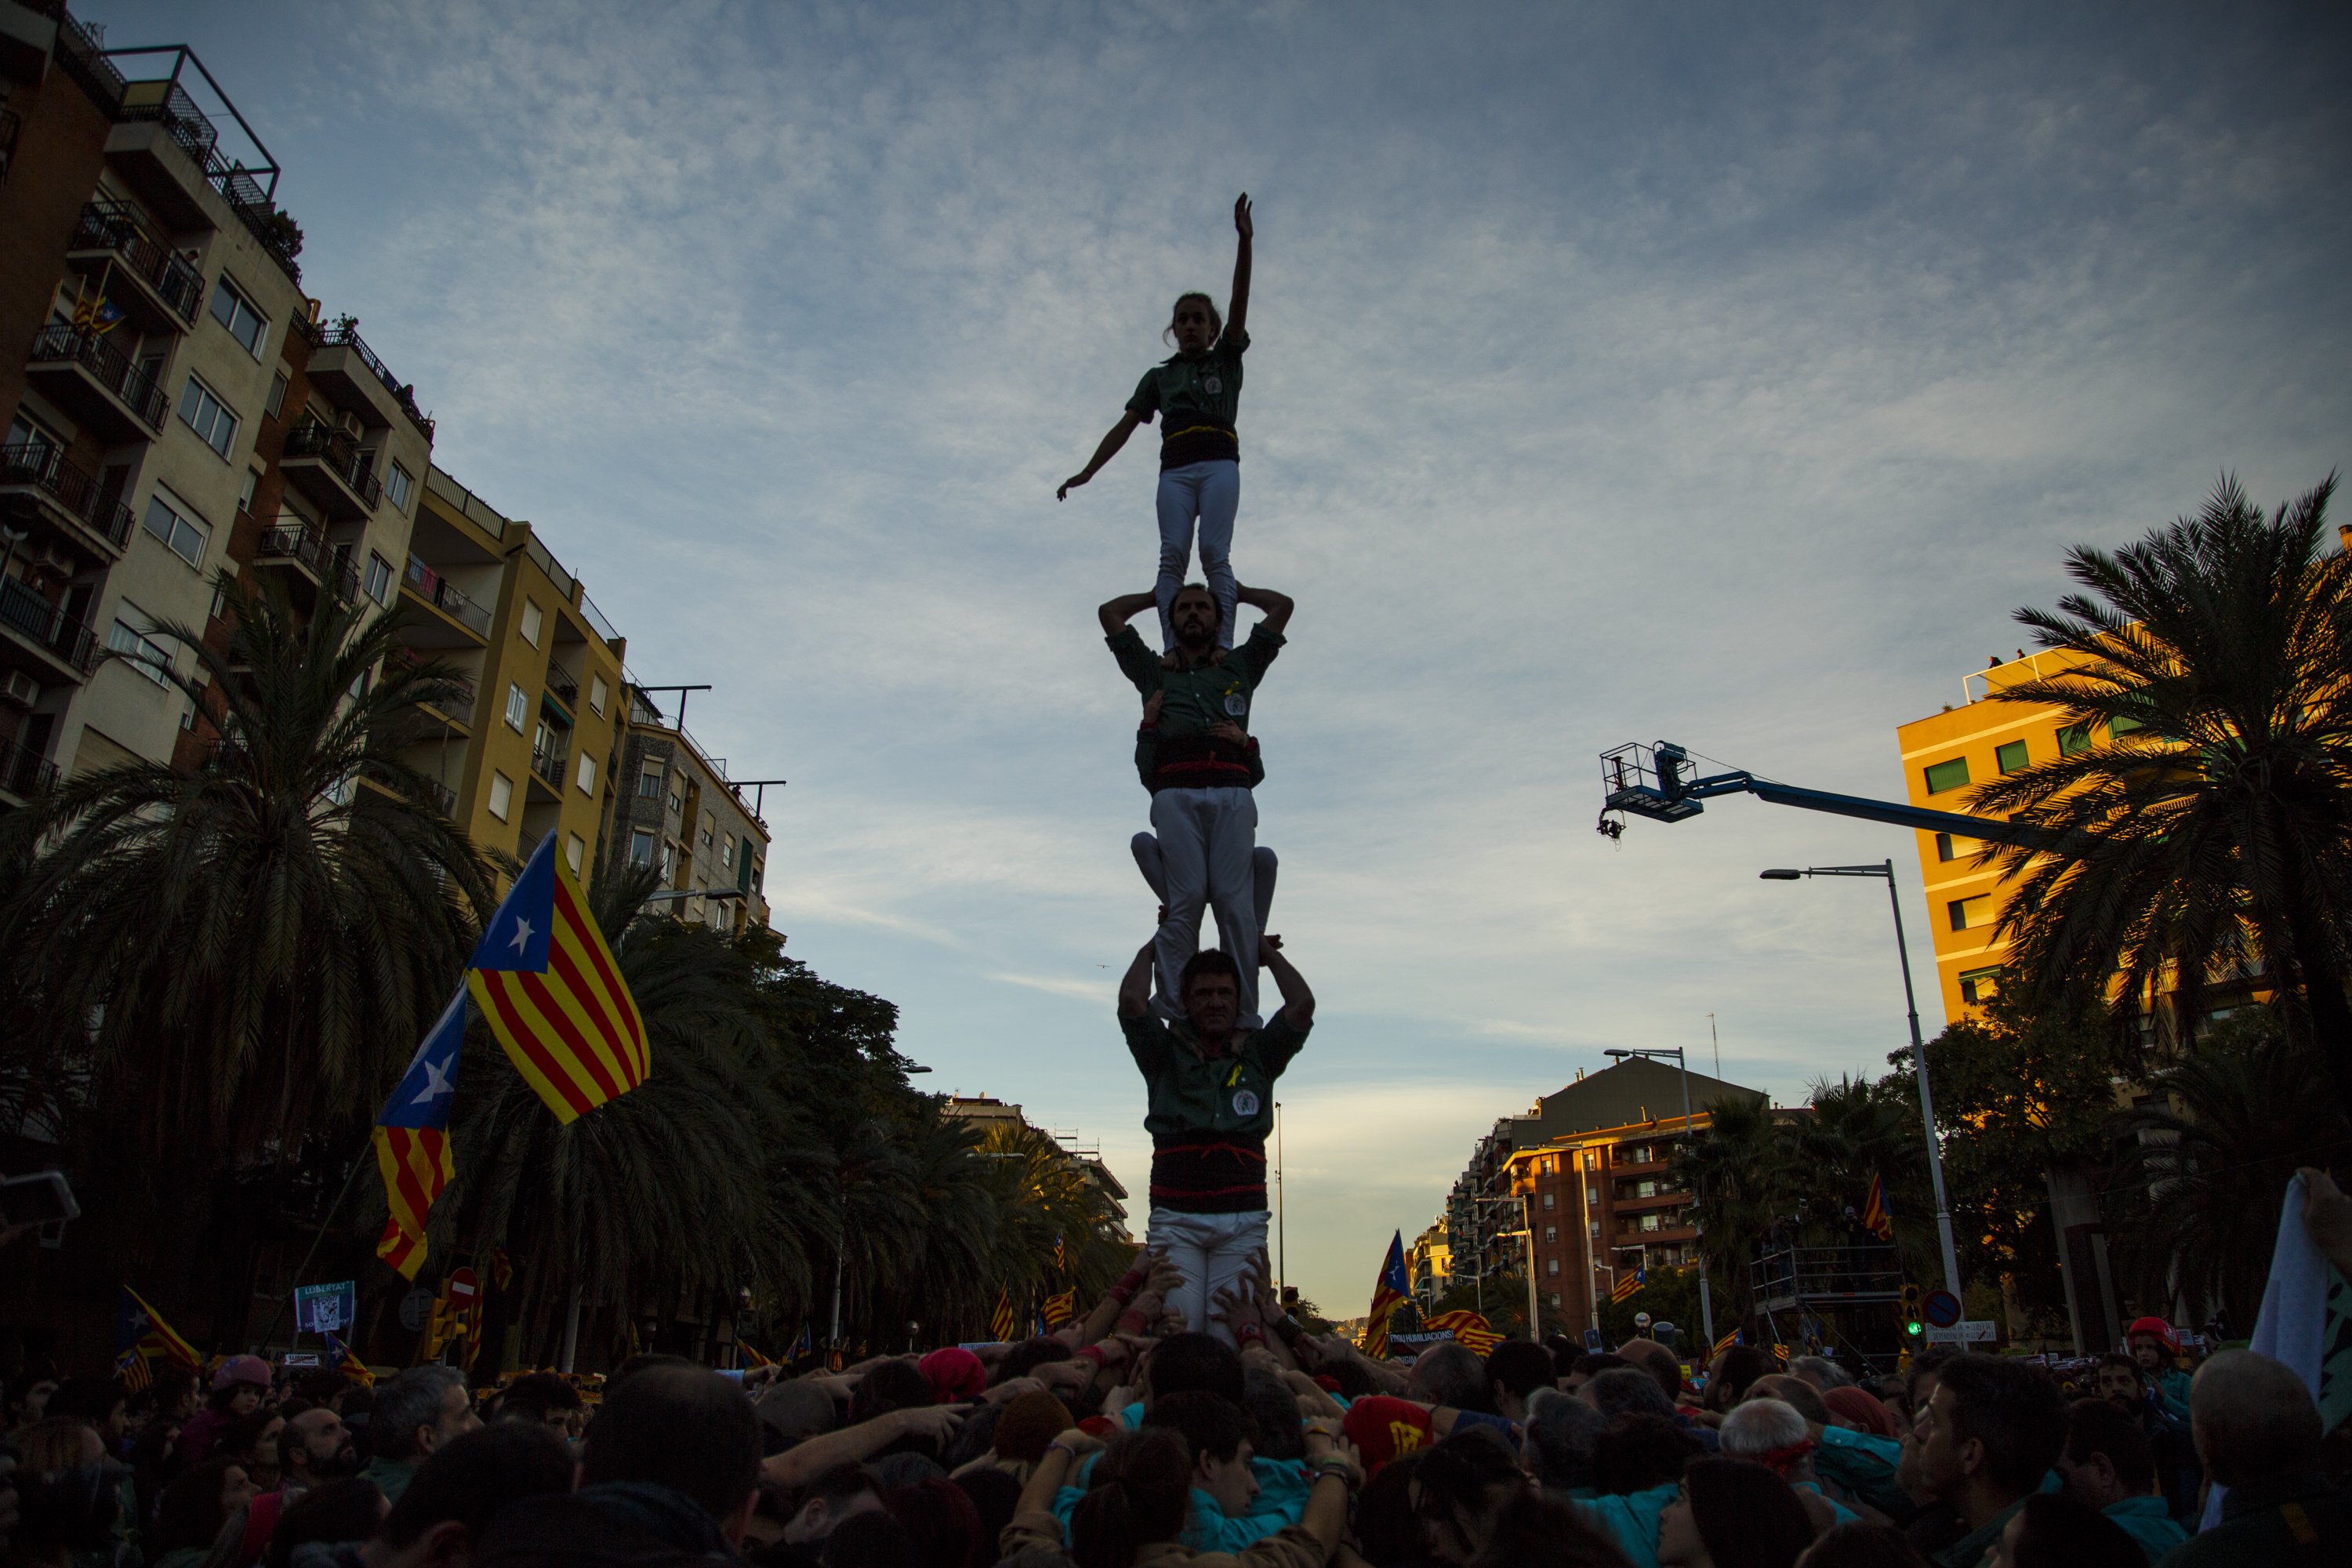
[1342,1395,1435,1477]
[916,1347,986,1404]
[2125,1317,2178,1352]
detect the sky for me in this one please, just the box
[85,1,2352,1314]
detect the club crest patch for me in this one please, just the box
[1232,1089,1260,1117]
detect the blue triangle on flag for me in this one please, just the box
[470,834,558,973]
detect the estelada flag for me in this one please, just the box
[118,1286,201,1370]
[1862,1172,1894,1242]
[325,1332,375,1387]
[740,1339,775,1369]
[375,985,465,1279]
[467,835,648,1123]
[1712,1327,1743,1355]
[990,1287,1018,1343]
[1363,1231,1410,1359]
[1041,1288,1080,1328]
[1424,1309,1504,1355]
[1611,1266,1646,1304]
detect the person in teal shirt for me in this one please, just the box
[2126,1318,2195,1419]
[2057,1398,2189,1563]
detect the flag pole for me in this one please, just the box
[250,1136,372,1353]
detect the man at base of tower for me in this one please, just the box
[1116,935,1314,1345]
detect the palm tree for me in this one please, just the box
[1971,475,2352,1114]
[1672,1092,1786,1320]
[0,579,496,1163]
[2108,1011,2352,1334]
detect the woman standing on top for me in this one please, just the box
[1059,194,1254,652]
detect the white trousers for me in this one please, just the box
[1145,786,1259,1024]
[1132,834,1277,987]
[1155,459,1240,651]
[1147,1207,1269,1346]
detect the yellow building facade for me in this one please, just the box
[398,466,626,886]
[1893,649,2105,1022]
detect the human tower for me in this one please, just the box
[1056,194,1314,1346]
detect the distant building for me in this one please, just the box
[604,684,771,934]
[945,1095,1131,1242]
[1446,1056,1771,1338]
[1407,1220,1450,1312]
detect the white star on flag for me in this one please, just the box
[508,916,534,953]
[412,1056,456,1105]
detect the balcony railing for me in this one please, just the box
[530,738,568,789]
[255,522,331,575]
[67,200,204,321]
[545,666,580,710]
[0,443,136,550]
[317,320,434,441]
[0,577,100,675]
[0,729,60,797]
[401,556,492,637]
[27,325,167,431]
[281,421,383,510]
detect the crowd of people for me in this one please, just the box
[2,1245,2343,1568]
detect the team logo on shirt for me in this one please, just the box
[1225,692,1248,717]
[1203,376,1222,395]
[1232,1089,1260,1117]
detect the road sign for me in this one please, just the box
[1925,1319,1998,1345]
[448,1267,480,1303]
[295,1280,356,1334]
[1922,1289,1962,1328]
[398,1287,434,1331]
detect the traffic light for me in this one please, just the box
[1900,1283,1923,1340]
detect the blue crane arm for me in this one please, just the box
[1599,742,2051,849]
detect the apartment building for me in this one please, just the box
[1446,1056,1763,1335]
[607,686,771,933]
[402,466,626,884]
[945,1094,1131,1240]
[1407,1220,1451,1313]
[0,16,424,793]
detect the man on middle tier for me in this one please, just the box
[1100,577,1293,1023]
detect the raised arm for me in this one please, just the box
[1260,934,1313,1028]
[1226,193,1253,339]
[1060,411,1145,501]
[1117,938,1156,1018]
[1234,582,1291,635]
[1098,590,1159,638]
[760,1403,962,1490]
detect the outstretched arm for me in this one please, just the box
[1099,590,1159,638]
[1235,582,1291,635]
[1117,939,1156,1019]
[1061,412,1144,501]
[1227,194,1253,339]
[1261,934,1312,1028]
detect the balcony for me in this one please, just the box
[0,578,100,684]
[25,326,167,442]
[65,201,205,330]
[105,51,299,282]
[528,736,568,793]
[0,443,136,562]
[280,422,383,520]
[0,729,60,804]
[398,556,492,642]
[309,320,434,442]
[252,522,333,604]
[543,663,579,716]
[389,648,474,735]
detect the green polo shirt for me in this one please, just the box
[1127,328,1250,466]
[1123,1007,1308,1213]
[1109,622,1283,793]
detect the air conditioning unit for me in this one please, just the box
[339,411,362,437]
[1,671,39,708]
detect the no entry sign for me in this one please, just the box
[449,1267,480,1304]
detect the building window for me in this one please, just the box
[209,277,267,357]
[1995,739,2029,774]
[1935,832,1956,862]
[1949,894,1992,931]
[2058,724,2093,757]
[1548,1292,1563,1308]
[638,767,662,799]
[2108,713,2143,737]
[630,829,655,866]
[1586,1186,1599,1205]
[1543,1224,1557,1243]
[1588,1219,1600,1236]
[565,833,586,875]
[177,374,240,458]
[520,597,543,647]
[699,813,714,851]
[108,614,171,684]
[487,770,514,822]
[575,753,597,796]
[1959,966,2002,1005]
[589,673,608,716]
[1546,1256,1560,1275]
[363,552,394,606]
[386,462,415,512]
[140,490,210,569]
[1639,1213,1661,1232]
[1922,757,1969,794]
[238,467,260,514]
[1541,1190,1555,1210]
[264,370,288,417]
[721,833,735,869]
[504,683,527,731]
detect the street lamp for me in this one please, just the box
[1603,1047,1714,1348]
[1473,1196,1537,1338]
[1760,862,1962,1301]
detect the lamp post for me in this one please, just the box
[1274,1101,1286,1294]
[1604,1047,1714,1348]
[1760,861,1962,1300]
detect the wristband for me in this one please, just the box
[1236,1322,1267,1345]
[1077,1345,1109,1368]
[1116,1308,1149,1336]
[1272,1315,1305,1347]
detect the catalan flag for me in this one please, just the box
[492,1248,514,1290]
[1861,1171,1893,1243]
[466,835,648,1123]
[1041,1287,1080,1329]
[375,986,466,1279]
[1712,1327,1743,1356]
[990,1287,1018,1343]
[1424,1309,1504,1355]
[118,1287,201,1375]
[1612,1266,1646,1305]
[325,1332,375,1388]
[1053,1231,1067,1272]
[740,1339,775,1369]
[1363,1231,1410,1359]
[114,1345,152,1393]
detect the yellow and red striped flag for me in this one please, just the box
[375,989,465,1279]
[1363,1232,1410,1359]
[467,836,648,1123]
[990,1287,1018,1343]
[1423,1309,1504,1355]
[1041,1288,1080,1329]
[740,1339,775,1369]
[119,1286,202,1371]
[1861,1172,1893,1242]
[1612,1266,1646,1305]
